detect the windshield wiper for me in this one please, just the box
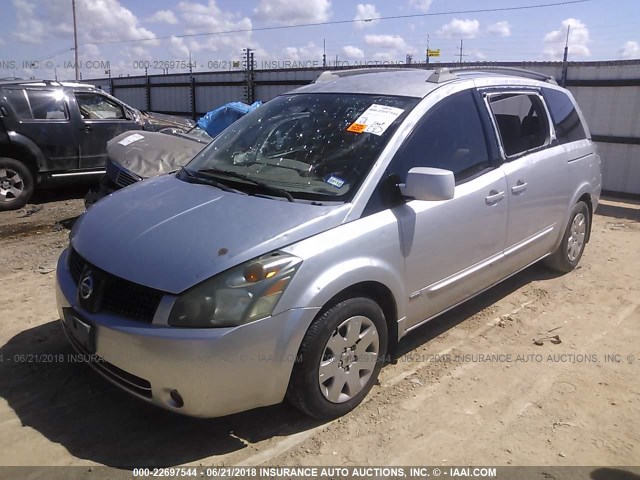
[179,166,239,194]
[198,167,294,202]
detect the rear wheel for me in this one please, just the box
[287,297,388,420]
[0,157,34,211]
[544,201,590,273]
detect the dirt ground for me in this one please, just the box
[0,187,638,469]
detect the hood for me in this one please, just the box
[142,111,195,131]
[71,175,349,294]
[107,131,206,178]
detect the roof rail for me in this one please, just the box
[450,66,558,85]
[315,67,418,82]
[426,67,458,83]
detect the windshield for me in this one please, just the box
[186,125,214,142]
[182,93,418,202]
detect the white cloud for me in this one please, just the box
[487,21,511,37]
[147,9,178,25]
[168,36,191,58]
[409,0,432,13]
[13,0,49,44]
[283,42,323,61]
[543,18,590,59]
[176,1,253,54]
[0,37,5,46]
[354,4,381,29]
[342,45,365,59]
[12,0,158,46]
[364,34,407,50]
[372,51,397,61]
[620,41,640,59]
[254,0,331,26]
[437,18,480,39]
[469,50,487,60]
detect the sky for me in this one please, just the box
[0,0,639,80]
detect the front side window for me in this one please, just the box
[488,92,550,157]
[542,88,587,144]
[75,92,126,120]
[389,90,491,183]
[184,93,419,202]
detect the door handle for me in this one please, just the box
[485,190,505,205]
[511,180,528,195]
[82,125,93,133]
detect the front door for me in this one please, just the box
[73,91,138,169]
[388,89,509,329]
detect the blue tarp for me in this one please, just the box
[197,101,262,138]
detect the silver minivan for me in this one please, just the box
[56,67,601,419]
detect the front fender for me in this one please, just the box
[277,211,407,329]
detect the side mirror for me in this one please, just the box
[399,167,455,201]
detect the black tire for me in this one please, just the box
[544,201,590,273]
[286,297,388,420]
[0,157,35,212]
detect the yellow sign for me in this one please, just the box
[427,49,441,57]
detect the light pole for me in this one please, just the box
[72,0,79,81]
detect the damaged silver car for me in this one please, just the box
[56,67,601,419]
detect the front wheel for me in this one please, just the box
[544,201,590,273]
[0,157,35,211]
[287,297,388,420]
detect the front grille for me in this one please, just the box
[105,158,141,188]
[63,320,152,399]
[68,248,163,323]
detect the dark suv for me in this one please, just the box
[0,79,194,211]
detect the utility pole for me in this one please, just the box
[426,34,430,66]
[72,0,79,81]
[561,24,571,87]
[323,38,327,68]
[459,39,464,65]
[243,48,255,103]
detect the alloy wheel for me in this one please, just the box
[0,168,24,203]
[567,212,586,262]
[318,315,380,403]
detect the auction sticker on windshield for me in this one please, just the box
[346,104,405,136]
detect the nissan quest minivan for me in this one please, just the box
[56,67,602,419]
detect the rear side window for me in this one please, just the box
[25,89,68,120]
[391,90,490,182]
[542,88,587,144]
[488,93,549,157]
[4,89,32,119]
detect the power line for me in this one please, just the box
[83,0,592,47]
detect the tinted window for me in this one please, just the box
[390,90,490,182]
[542,88,587,144]
[25,89,68,120]
[488,93,549,157]
[75,92,125,120]
[4,89,33,119]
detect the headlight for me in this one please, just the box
[168,252,302,328]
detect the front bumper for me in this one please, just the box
[55,249,320,418]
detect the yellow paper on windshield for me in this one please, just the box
[346,104,405,136]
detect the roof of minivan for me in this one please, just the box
[291,67,556,98]
[293,69,443,98]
